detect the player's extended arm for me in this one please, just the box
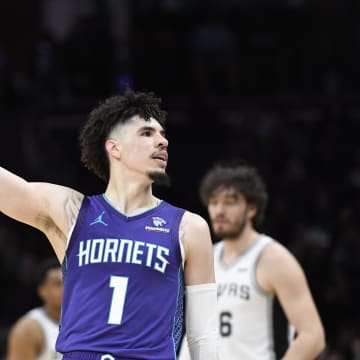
[260,243,326,359]
[180,212,218,360]
[0,167,43,226]
[0,166,83,260]
[6,317,44,360]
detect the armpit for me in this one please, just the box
[63,191,83,229]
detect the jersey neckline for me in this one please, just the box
[99,194,165,221]
[217,234,263,271]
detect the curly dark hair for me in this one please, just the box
[79,89,167,182]
[199,159,268,228]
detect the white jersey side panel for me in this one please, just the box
[26,307,62,360]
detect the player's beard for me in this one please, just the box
[148,170,171,187]
[212,213,248,240]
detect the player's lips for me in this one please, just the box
[151,151,168,165]
[212,219,229,226]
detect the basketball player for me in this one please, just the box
[179,160,325,359]
[6,258,63,360]
[0,89,218,360]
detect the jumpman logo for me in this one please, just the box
[90,211,108,226]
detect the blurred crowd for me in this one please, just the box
[0,1,359,358]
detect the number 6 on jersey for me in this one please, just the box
[108,276,129,325]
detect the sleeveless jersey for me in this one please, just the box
[26,307,62,360]
[214,234,294,360]
[56,195,186,360]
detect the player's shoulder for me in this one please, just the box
[180,210,209,231]
[179,211,213,263]
[259,237,304,275]
[178,211,211,251]
[257,236,306,292]
[9,312,43,339]
[262,238,296,260]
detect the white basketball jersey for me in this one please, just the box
[214,234,293,360]
[26,307,62,360]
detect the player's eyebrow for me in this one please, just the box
[138,125,166,137]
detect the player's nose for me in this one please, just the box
[211,203,227,215]
[156,132,168,149]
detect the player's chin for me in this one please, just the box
[148,170,171,187]
[215,228,239,239]
[157,162,167,171]
[150,165,167,173]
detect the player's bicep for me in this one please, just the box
[0,168,82,236]
[267,246,321,334]
[180,212,215,285]
[37,183,83,233]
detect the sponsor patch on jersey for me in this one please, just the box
[145,216,170,233]
[152,216,167,227]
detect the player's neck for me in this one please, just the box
[43,305,60,324]
[105,174,158,216]
[222,227,259,263]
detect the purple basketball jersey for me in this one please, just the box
[56,195,185,360]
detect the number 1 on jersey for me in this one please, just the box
[108,275,129,325]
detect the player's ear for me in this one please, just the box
[248,204,257,220]
[37,285,47,301]
[105,139,121,159]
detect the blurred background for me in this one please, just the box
[0,0,360,358]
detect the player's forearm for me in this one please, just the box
[0,166,41,226]
[282,328,326,360]
[185,283,219,360]
[0,167,27,214]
